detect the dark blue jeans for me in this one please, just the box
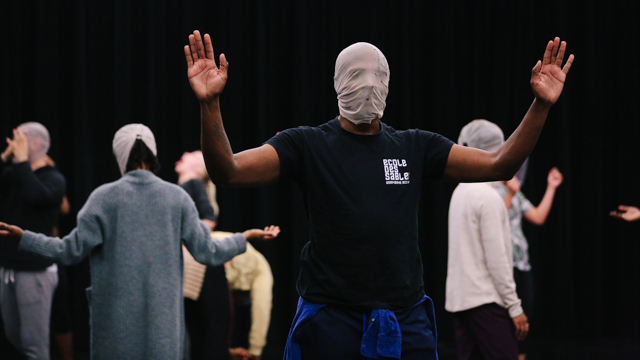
[290,298,437,360]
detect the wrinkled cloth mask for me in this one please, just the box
[112,123,157,175]
[18,122,50,163]
[334,42,390,125]
[458,119,504,152]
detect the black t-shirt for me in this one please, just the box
[0,162,66,270]
[180,179,217,222]
[266,117,454,310]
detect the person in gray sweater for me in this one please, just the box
[0,124,280,360]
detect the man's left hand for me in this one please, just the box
[530,37,574,105]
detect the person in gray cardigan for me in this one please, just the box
[0,124,280,360]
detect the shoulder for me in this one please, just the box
[38,166,66,187]
[459,183,503,204]
[385,125,454,147]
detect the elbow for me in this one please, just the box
[526,213,546,226]
[530,218,546,226]
[490,159,518,181]
[489,150,524,181]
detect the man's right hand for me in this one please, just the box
[512,312,529,341]
[184,30,229,103]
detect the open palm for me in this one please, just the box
[531,37,574,105]
[184,30,228,102]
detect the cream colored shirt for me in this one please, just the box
[226,240,273,357]
[445,183,523,317]
[183,231,273,356]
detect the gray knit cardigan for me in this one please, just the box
[20,170,246,360]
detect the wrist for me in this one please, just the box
[531,97,554,110]
[199,96,220,108]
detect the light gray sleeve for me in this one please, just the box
[478,194,523,317]
[19,194,105,265]
[181,197,246,266]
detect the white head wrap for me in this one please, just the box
[458,119,504,152]
[334,42,389,125]
[18,122,50,162]
[112,124,157,175]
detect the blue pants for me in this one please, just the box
[285,296,438,360]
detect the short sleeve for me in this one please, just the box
[264,128,306,182]
[420,131,455,180]
[517,192,533,213]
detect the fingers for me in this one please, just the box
[204,34,214,60]
[542,40,554,66]
[532,60,542,75]
[220,53,229,74]
[618,205,630,211]
[562,54,575,75]
[184,45,194,68]
[194,30,206,60]
[550,37,560,64]
[518,323,529,340]
[555,40,566,66]
[189,34,198,61]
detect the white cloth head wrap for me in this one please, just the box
[334,42,389,125]
[458,119,504,152]
[18,122,50,162]
[112,124,157,175]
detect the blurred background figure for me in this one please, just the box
[447,120,527,360]
[0,124,66,360]
[44,155,74,360]
[492,165,563,360]
[226,236,274,360]
[177,150,233,360]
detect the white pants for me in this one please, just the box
[0,265,58,360]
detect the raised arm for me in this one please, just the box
[524,167,563,225]
[444,37,574,182]
[185,30,280,186]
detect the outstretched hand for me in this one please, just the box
[531,37,575,105]
[184,30,229,102]
[0,222,24,239]
[610,205,640,222]
[242,225,281,241]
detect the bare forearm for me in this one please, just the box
[494,99,551,178]
[527,186,556,225]
[200,99,237,184]
[504,192,515,210]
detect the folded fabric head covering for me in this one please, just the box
[458,119,504,152]
[18,122,50,162]
[334,42,389,125]
[112,124,157,175]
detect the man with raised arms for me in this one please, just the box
[184,30,573,359]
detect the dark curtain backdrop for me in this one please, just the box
[2,1,639,359]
